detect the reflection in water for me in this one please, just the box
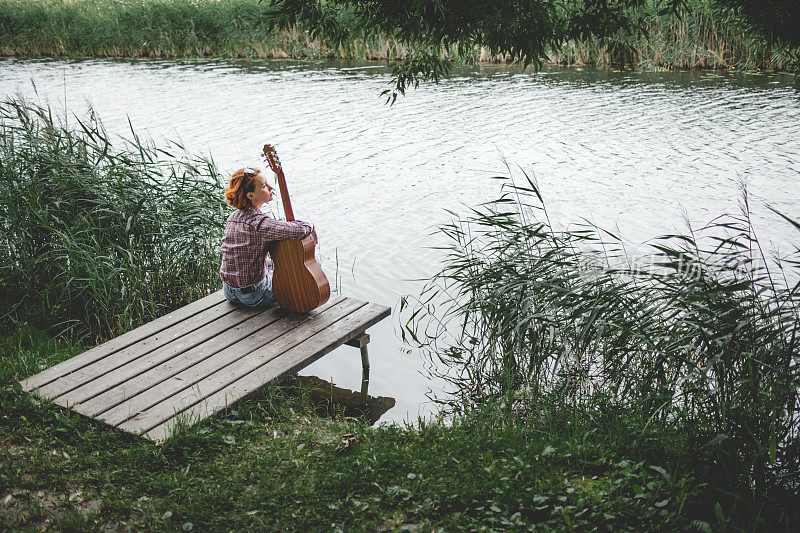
[294,375,395,426]
[1,59,798,424]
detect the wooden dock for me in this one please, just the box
[19,291,390,442]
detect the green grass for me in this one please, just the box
[0,0,795,70]
[0,323,766,531]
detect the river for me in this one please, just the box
[1,59,798,424]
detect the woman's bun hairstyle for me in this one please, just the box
[225,168,260,209]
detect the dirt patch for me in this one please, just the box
[1,486,106,530]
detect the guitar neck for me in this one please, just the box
[274,168,295,222]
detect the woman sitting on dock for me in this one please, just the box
[220,167,314,309]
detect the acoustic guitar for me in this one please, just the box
[262,144,330,313]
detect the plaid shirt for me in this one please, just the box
[220,206,313,288]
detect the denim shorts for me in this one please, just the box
[222,266,276,309]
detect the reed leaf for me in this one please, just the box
[403,169,800,500]
[0,97,227,343]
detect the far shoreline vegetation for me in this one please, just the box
[0,0,797,72]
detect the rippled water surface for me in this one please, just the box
[2,59,799,423]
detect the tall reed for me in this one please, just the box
[547,0,794,70]
[0,97,228,343]
[402,168,800,509]
[0,0,403,61]
[0,0,795,70]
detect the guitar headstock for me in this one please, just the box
[263,144,282,174]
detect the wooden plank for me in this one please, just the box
[119,298,374,437]
[74,303,288,419]
[97,297,347,426]
[143,302,390,441]
[49,304,259,407]
[345,333,370,348]
[20,290,226,392]
[34,299,238,401]
[88,296,346,424]
[145,302,389,441]
[118,298,366,435]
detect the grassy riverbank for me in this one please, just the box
[1,100,797,530]
[0,0,794,70]
[0,324,784,531]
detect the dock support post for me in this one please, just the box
[345,333,370,397]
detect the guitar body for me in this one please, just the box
[263,143,330,313]
[270,236,330,313]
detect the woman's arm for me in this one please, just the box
[255,216,313,240]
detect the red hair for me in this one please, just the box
[225,168,261,209]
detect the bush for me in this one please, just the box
[402,167,800,520]
[0,97,228,343]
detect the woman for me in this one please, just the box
[220,167,314,309]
